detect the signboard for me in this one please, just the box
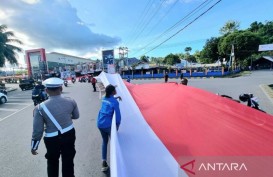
[102,50,114,65]
[259,44,273,51]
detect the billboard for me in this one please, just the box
[102,50,114,65]
[25,48,47,78]
[259,44,273,51]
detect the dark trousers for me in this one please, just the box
[92,83,96,92]
[44,129,76,177]
[99,127,111,160]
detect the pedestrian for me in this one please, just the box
[91,75,97,92]
[31,77,80,177]
[164,72,169,83]
[97,84,121,172]
[180,72,184,80]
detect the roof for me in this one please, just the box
[48,52,93,61]
[262,56,273,62]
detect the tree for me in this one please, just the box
[184,47,192,63]
[220,20,240,35]
[0,25,23,67]
[184,47,192,56]
[163,53,180,65]
[218,31,261,66]
[140,55,149,63]
[248,21,264,33]
[200,37,220,63]
[193,50,201,63]
[247,21,273,43]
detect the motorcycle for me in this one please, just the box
[239,93,265,113]
[72,77,76,84]
[32,88,48,106]
[79,77,87,83]
[64,80,68,87]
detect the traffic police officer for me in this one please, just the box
[31,77,79,177]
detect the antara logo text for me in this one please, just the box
[180,160,247,175]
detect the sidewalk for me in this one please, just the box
[6,87,17,92]
[3,83,19,93]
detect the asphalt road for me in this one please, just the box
[0,70,272,177]
[0,82,109,177]
[132,70,273,115]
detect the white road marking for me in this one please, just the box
[0,104,33,122]
[0,108,19,111]
[8,97,31,99]
[5,103,32,105]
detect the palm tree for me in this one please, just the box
[0,25,23,67]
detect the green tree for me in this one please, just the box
[200,37,220,63]
[193,50,201,63]
[184,47,193,63]
[184,47,192,54]
[140,55,149,63]
[219,20,240,35]
[248,21,264,33]
[163,53,180,65]
[0,25,23,67]
[218,31,261,66]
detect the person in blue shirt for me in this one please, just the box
[97,84,121,172]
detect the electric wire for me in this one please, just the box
[142,0,222,55]
[129,0,168,46]
[124,0,155,46]
[131,0,213,56]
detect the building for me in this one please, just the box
[25,48,96,79]
[253,56,273,69]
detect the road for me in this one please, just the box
[0,82,109,177]
[0,70,272,177]
[132,70,273,115]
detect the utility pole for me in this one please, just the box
[118,47,128,70]
[231,44,235,71]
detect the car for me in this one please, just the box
[19,79,35,91]
[0,92,7,104]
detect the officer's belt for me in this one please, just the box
[44,124,74,137]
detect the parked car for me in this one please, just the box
[0,92,7,104]
[19,79,35,91]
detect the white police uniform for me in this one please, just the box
[31,77,79,177]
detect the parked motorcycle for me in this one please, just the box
[239,93,265,113]
[32,88,48,106]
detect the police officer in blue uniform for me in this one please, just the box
[31,77,80,177]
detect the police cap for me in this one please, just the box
[43,77,63,88]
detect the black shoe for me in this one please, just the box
[101,161,109,172]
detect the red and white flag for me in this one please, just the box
[98,72,273,177]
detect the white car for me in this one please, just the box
[0,92,7,104]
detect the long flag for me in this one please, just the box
[98,72,273,177]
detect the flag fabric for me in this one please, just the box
[97,72,273,177]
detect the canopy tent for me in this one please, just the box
[97,71,273,177]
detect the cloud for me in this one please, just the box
[0,0,121,57]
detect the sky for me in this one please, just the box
[0,0,272,65]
